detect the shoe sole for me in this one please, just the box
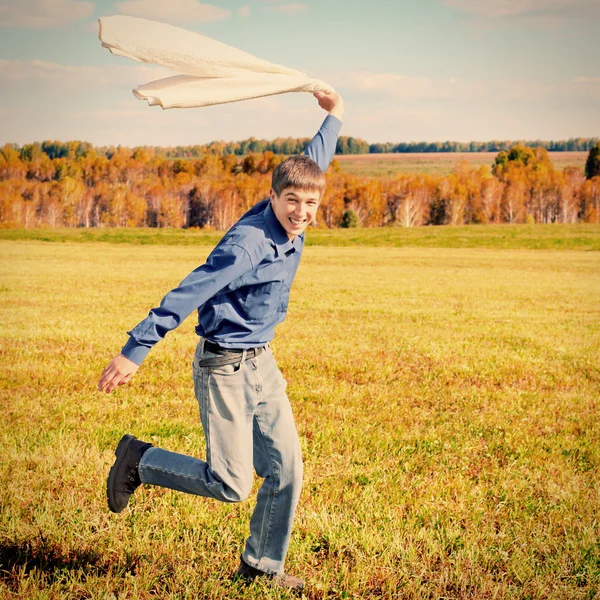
[233,569,305,592]
[107,434,135,513]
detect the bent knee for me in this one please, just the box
[224,480,253,503]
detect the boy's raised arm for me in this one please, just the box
[305,91,344,173]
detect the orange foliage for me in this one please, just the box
[0,143,591,229]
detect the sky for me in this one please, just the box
[0,0,599,147]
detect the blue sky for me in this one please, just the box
[1,0,598,147]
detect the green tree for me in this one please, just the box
[585,142,600,179]
[340,209,359,228]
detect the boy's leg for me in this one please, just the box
[241,348,303,575]
[137,342,255,502]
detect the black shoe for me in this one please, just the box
[107,434,152,513]
[234,558,305,591]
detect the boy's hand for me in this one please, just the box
[98,353,139,393]
[314,90,344,121]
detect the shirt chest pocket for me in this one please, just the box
[241,281,289,322]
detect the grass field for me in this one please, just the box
[1,227,599,599]
[2,223,600,251]
[334,152,589,177]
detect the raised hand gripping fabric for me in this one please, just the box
[98,15,334,109]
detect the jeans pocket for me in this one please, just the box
[207,359,244,376]
[192,353,202,376]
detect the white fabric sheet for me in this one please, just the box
[98,15,334,109]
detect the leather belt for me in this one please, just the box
[200,340,265,367]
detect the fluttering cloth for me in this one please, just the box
[98,15,334,109]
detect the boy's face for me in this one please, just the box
[269,186,322,239]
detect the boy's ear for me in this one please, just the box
[269,188,277,202]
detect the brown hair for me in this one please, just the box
[271,155,326,197]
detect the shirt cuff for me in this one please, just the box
[322,114,343,134]
[121,336,151,366]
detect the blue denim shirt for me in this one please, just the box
[121,114,342,365]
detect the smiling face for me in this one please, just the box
[269,186,322,239]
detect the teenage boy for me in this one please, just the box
[98,91,344,591]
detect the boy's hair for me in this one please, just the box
[271,155,326,197]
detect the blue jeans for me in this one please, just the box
[138,339,303,575]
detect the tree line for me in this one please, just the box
[1,142,599,230]
[8,136,600,162]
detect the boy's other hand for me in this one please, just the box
[314,90,344,121]
[98,353,139,393]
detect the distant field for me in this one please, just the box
[1,237,599,599]
[2,223,599,251]
[335,151,589,177]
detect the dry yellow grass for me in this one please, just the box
[1,238,599,599]
[335,151,588,177]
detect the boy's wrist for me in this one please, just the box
[121,337,149,366]
[328,102,344,121]
[314,91,344,122]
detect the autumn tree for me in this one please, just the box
[385,174,434,227]
[1,136,593,230]
[188,184,214,228]
[0,144,27,180]
[320,169,346,228]
[499,163,527,223]
[580,177,600,223]
[0,181,25,226]
[557,167,585,223]
[480,174,504,224]
[158,194,185,228]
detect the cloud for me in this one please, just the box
[40,94,312,146]
[355,106,442,127]
[337,71,490,102]
[115,0,231,24]
[84,19,100,33]
[334,70,582,104]
[66,106,157,122]
[5,59,594,114]
[0,59,175,91]
[237,5,251,17]
[3,81,598,147]
[335,69,600,127]
[442,0,600,28]
[572,76,600,100]
[261,3,308,15]
[341,72,453,101]
[0,0,94,28]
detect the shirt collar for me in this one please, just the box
[264,201,302,256]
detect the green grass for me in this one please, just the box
[2,223,600,250]
[1,236,599,598]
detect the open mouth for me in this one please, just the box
[289,217,305,227]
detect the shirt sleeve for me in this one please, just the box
[121,240,254,365]
[237,116,342,215]
[304,114,343,172]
